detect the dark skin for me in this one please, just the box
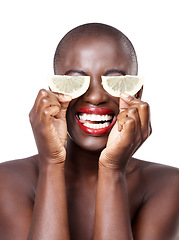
[0,28,179,240]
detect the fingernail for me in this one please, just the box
[120,92,129,98]
[64,94,72,101]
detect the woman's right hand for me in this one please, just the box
[29,89,72,165]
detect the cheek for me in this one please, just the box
[66,105,75,132]
[111,97,120,113]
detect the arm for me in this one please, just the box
[94,165,133,240]
[0,161,69,240]
[28,164,69,240]
[0,162,34,240]
[0,89,71,240]
[93,93,151,240]
[27,89,71,240]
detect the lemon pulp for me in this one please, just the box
[101,75,144,97]
[48,75,90,99]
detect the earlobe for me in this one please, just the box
[135,86,143,99]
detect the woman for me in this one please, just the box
[0,23,178,240]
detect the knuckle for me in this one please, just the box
[129,107,138,115]
[39,89,48,97]
[127,117,135,128]
[42,109,49,117]
[40,96,49,106]
[140,101,150,111]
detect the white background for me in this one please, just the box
[0,0,178,167]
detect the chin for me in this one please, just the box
[67,132,108,153]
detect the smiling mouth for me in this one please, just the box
[77,113,114,129]
[76,108,116,135]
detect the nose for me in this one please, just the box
[82,76,109,106]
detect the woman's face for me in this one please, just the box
[55,35,135,152]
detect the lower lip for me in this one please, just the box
[76,116,116,135]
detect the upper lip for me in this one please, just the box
[76,107,115,115]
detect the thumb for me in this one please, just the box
[56,94,72,119]
[119,93,130,112]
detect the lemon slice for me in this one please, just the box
[101,75,144,97]
[48,75,90,99]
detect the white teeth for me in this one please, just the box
[79,113,113,122]
[83,122,110,129]
[78,113,114,129]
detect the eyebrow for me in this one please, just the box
[64,69,88,75]
[104,69,126,76]
[64,69,126,76]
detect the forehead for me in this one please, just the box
[56,35,134,74]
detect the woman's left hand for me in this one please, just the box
[99,92,152,170]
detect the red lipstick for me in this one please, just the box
[76,107,116,135]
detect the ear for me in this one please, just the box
[135,86,143,99]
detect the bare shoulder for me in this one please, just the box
[137,159,179,192]
[0,155,39,195]
[132,159,179,239]
[0,156,39,239]
[136,159,179,209]
[0,155,39,205]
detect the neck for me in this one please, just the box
[65,136,100,177]
[65,136,138,178]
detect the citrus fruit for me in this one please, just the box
[48,75,90,99]
[101,75,144,97]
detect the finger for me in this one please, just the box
[119,97,129,112]
[120,92,151,140]
[57,100,71,119]
[118,107,141,138]
[45,93,71,120]
[117,110,128,131]
[30,89,61,117]
[32,89,49,113]
[128,107,143,147]
[41,106,61,124]
[44,91,72,108]
[120,92,142,108]
[37,97,61,120]
[137,102,152,140]
[126,100,151,141]
[48,87,72,103]
[46,90,61,101]
[48,92,72,119]
[118,116,136,145]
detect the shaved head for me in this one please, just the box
[53,23,138,74]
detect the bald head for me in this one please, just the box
[53,23,138,74]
